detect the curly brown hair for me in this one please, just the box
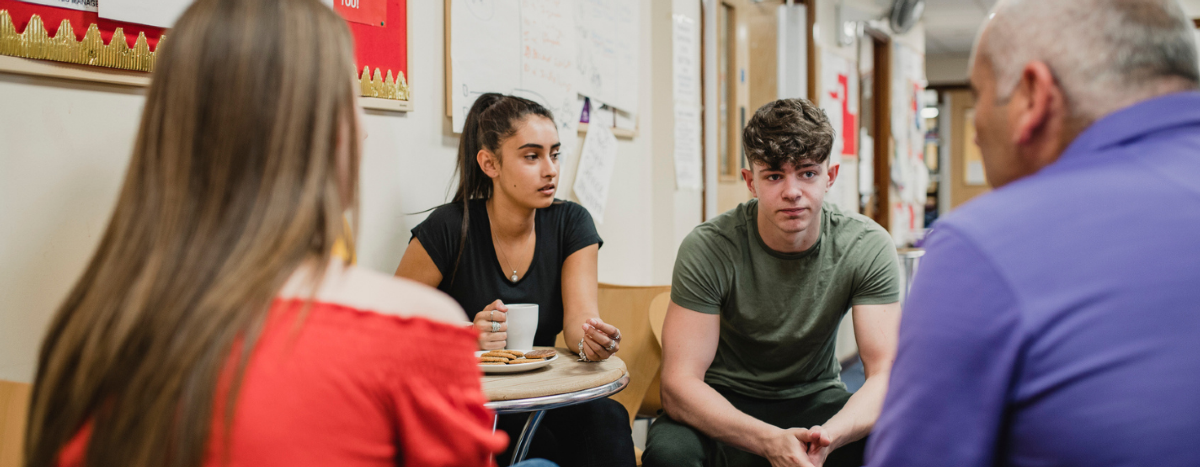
[742,98,835,171]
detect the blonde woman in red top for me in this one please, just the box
[23,1,515,466]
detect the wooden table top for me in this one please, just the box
[481,347,627,402]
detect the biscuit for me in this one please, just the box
[481,351,514,360]
[480,362,506,366]
[497,350,524,358]
[524,349,557,359]
[479,356,509,363]
[508,358,544,364]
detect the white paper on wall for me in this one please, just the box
[16,0,96,12]
[672,14,699,104]
[520,0,581,157]
[828,161,859,214]
[450,0,580,162]
[575,0,640,113]
[673,104,703,191]
[99,0,192,28]
[555,95,594,204]
[819,51,860,161]
[859,130,874,198]
[910,158,929,204]
[888,43,928,244]
[670,12,701,192]
[819,51,860,215]
[776,3,807,100]
[573,122,618,223]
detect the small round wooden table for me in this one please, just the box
[482,347,629,464]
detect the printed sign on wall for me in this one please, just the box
[15,0,95,12]
[332,0,385,27]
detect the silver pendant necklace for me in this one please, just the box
[488,205,532,282]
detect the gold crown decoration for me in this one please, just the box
[1,10,411,103]
[360,66,409,101]
[0,10,160,72]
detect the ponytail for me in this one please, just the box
[446,93,554,285]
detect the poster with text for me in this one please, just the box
[16,0,95,12]
[331,0,385,26]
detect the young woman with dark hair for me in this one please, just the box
[396,93,635,467]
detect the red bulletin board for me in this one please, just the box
[345,0,409,102]
[0,0,410,108]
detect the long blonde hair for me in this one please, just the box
[24,0,360,465]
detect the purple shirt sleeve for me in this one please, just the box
[866,225,1024,467]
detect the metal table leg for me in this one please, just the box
[509,410,546,464]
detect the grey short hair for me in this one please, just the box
[973,0,1200,121]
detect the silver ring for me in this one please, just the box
[613,330,622,342]
[490,310,495,321]
[605,341,617,352]
[491,321,500,333]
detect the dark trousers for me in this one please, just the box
[641,386,866,467]
[497,398,636,467]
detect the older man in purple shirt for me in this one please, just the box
[866,1,1200,466]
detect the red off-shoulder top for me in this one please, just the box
[58,299,508,466]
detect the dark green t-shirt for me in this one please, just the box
[671,199,900,399]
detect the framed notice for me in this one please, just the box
[0,0,411,111]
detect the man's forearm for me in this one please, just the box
[663,377,781,455]
[821,373,889,450]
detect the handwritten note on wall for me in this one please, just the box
[672,14,698,104]
[575,0,640,113]
[673,105,702,190]
[573,123,618,223]
[452,0,535,131]
[520,0,580,156]
[451,0,581,162]
[672,14,701,191]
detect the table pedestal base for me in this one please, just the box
[511,410,546,464]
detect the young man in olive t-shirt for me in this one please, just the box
[642,98,902,467]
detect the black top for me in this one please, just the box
[410,199,603,346]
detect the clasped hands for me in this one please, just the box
[765,425,834,467]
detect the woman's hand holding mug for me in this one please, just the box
[473,299,508,350]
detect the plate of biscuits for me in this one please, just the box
[477,349,559,374]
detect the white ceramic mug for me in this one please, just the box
[504,303,539,350]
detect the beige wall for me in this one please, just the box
[1180,0,1200,17]
[0,0,703,383]
[0,76,145,383]
[926,52,971,85]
